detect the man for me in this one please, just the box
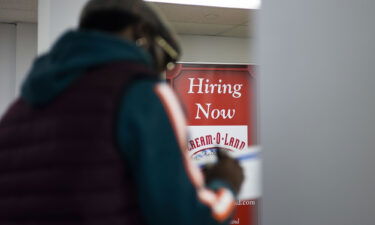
[0,0,244,224]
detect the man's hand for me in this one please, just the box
[202,149,244,195]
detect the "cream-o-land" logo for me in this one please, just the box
[187,125,248,165]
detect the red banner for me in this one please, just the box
[167,63,260,225]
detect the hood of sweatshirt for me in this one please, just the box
[21,30,153,106]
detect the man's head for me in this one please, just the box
[79,0,181,73]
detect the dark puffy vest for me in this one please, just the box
[0,62,155,225]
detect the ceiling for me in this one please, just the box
[150,2,253,38]
[0,0,37,23]
[0,0,254,38]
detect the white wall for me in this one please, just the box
[179,34,253,64]
[16,23,37,95]
[38,0,88,54]
[0,24,16,117]
[0,23,37,117]
[260,1,375,225]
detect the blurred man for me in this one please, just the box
[0,0,243,224]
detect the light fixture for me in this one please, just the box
[145,0,261,9]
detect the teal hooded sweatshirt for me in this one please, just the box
[20,30,234,225]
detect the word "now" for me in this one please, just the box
[195,103,235,120]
